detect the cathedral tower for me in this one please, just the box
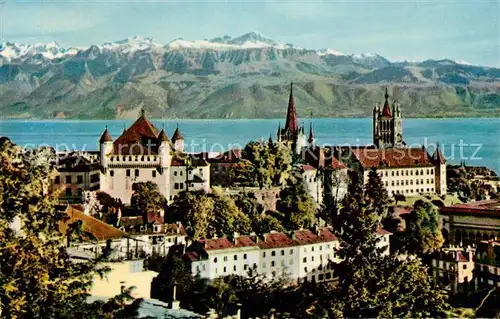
[277,82,306,155]
[373,88,403,148]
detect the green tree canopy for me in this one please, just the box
[0,138,140,318]
[131,181,167,223]
[404,200,445,255]
[278,170,317,230]
[364,168,391,220]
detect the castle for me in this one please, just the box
[98,110,210,204]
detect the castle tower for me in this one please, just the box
[171,125,184,152]
[99,127,113,169]
[432,144,447,194]
[373,88,403,148]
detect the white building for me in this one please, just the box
[184,227,389,284]
[347,146,446,197]
[99,110,210,204]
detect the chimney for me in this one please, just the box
[170,285,180,310]
[291,232,296,241]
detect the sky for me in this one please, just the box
[0,0,498,66]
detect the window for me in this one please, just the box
[281,250,285,256]
[152,171,156,178]
[463,265,467,270]
[126,169,130,177]
[135,169,139,177]
[271,251,276,257]
[311,246,315,252]
[326,273,332,280]
[289,249,293,255]
[65,188,72,196]
[174,183,178,190]
[319,274,324,281]
[304,267,308,272]
[303,257,307,263]
[179,183,184,189]
[65,176,71,183]
[233,265,236,271]
[262,252,266,258]
[271,261,275,267]
[223,267,227,273]
[77,175,83,184]
[319,245,322,251]
[416,170,419,176]
[312,256,315,262]
[174,171,177,176]
[243,254,247,260]
[244,264,248,270]
[234,255,238,261]
[391,171,394,176]
[180,171,183,176]
[54,176,60,184]
[110,170,114,177]
[224,256,228,262]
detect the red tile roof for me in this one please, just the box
[440,199,500,217]
[60,205,127,241]
[352,147,433,169]
[201,238,234,250]
[99,128,112,143]
[328,157,347,169]
[172,127,184,141]
[258,232,296,249]
[302,164,316,171]
[158,129,169,142]
[235,236,258,247]
[284,82,298,133]
[381,89,392,117]
[112,113,161,155]
[293,228,337,245]
[184,251,201,262]
[432,147,446,164]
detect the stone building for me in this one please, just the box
[51,152,100,203]
[184,227,390,283]
[430,246,475,294]
[98,111,210,204]
[440,199,500,246]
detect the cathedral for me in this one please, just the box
[99,110,210,204]
[373,88,404,148]
[277,82,307,155]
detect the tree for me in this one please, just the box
[210,188,252,238]
[151,253,194,305]
[330,170,450,318]
[243,141,273,189]
[278,170,317,230]
[170,191,214,240]
[364,168,391,220]
[95,191,122,226]
[0,138,140,318]
[227,159,256,187]
[131,182,167,220]
[404,200,445,255]
[272,143,293,186]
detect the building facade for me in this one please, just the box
[99,111,210,204]
[184,228,391,283]
[440,199,500,246]
[346,147,446,196]
[51,153,100,203]
[430,246,475,294]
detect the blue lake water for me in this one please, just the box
[1,118,499,173]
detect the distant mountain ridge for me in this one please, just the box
[0,32,499,119]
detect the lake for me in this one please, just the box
[1,118,499,173]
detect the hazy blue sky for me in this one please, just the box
[1,0,498,66]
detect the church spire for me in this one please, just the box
[381,87,392,117]
[285,82,298,133]
[308,122,315,144]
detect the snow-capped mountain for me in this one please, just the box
[0,32,497,120]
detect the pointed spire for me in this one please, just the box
[285,82,298,133]
[140,108,146,118]
[158,128,169,142]
[268,135,273,147]
[308,122,315,144]
[100,127,112,143]
[381,87,392,117]
[172,124,184,142]
[432,142,446,164]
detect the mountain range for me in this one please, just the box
[1,32,499,119]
